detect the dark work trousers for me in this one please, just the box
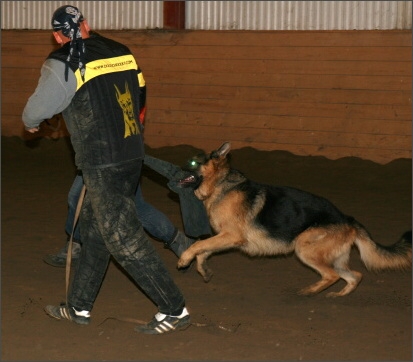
[68,159,185,316]
[66,174,177,244]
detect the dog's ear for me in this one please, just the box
[217,142,231,158]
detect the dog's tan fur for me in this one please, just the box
[177,142,411,297]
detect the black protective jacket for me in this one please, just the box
[48,33,145,169]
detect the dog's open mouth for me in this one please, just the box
[177,173,202,189]
[179,174,196,186]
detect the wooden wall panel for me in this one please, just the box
[1,29,411,164]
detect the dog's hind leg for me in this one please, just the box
[295,225,360,297]
[296,264,340,296]
[295,227,343,296]
[325,254,362,297]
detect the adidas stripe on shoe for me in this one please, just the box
[44,304,90,325]
[134,307,191,334]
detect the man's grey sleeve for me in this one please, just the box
[22,59,77,130]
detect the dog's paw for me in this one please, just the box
[196,262,213,282]
[177,259,188,269]
[195,253,213,282]
[200,269,213,283]
[297,287,315,296]
[177,253,193,269]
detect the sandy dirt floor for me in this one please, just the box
[1,135,412,361]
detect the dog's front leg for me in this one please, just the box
[177,233,242,280]
[177,241,201,269]
[196,252,213,282]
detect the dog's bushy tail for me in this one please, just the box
[352,222,411,271]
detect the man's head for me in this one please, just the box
[51,5,89,81]
[51,5,90,45]
[51,5,84,37]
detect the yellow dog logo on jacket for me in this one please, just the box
[114,82,139,138]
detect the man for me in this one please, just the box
[22,5,190,334]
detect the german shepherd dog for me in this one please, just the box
[176,142,411,297]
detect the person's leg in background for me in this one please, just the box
[134,184,195,257]
[43,173,83,267]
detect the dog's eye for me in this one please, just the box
[188,160,198,168]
